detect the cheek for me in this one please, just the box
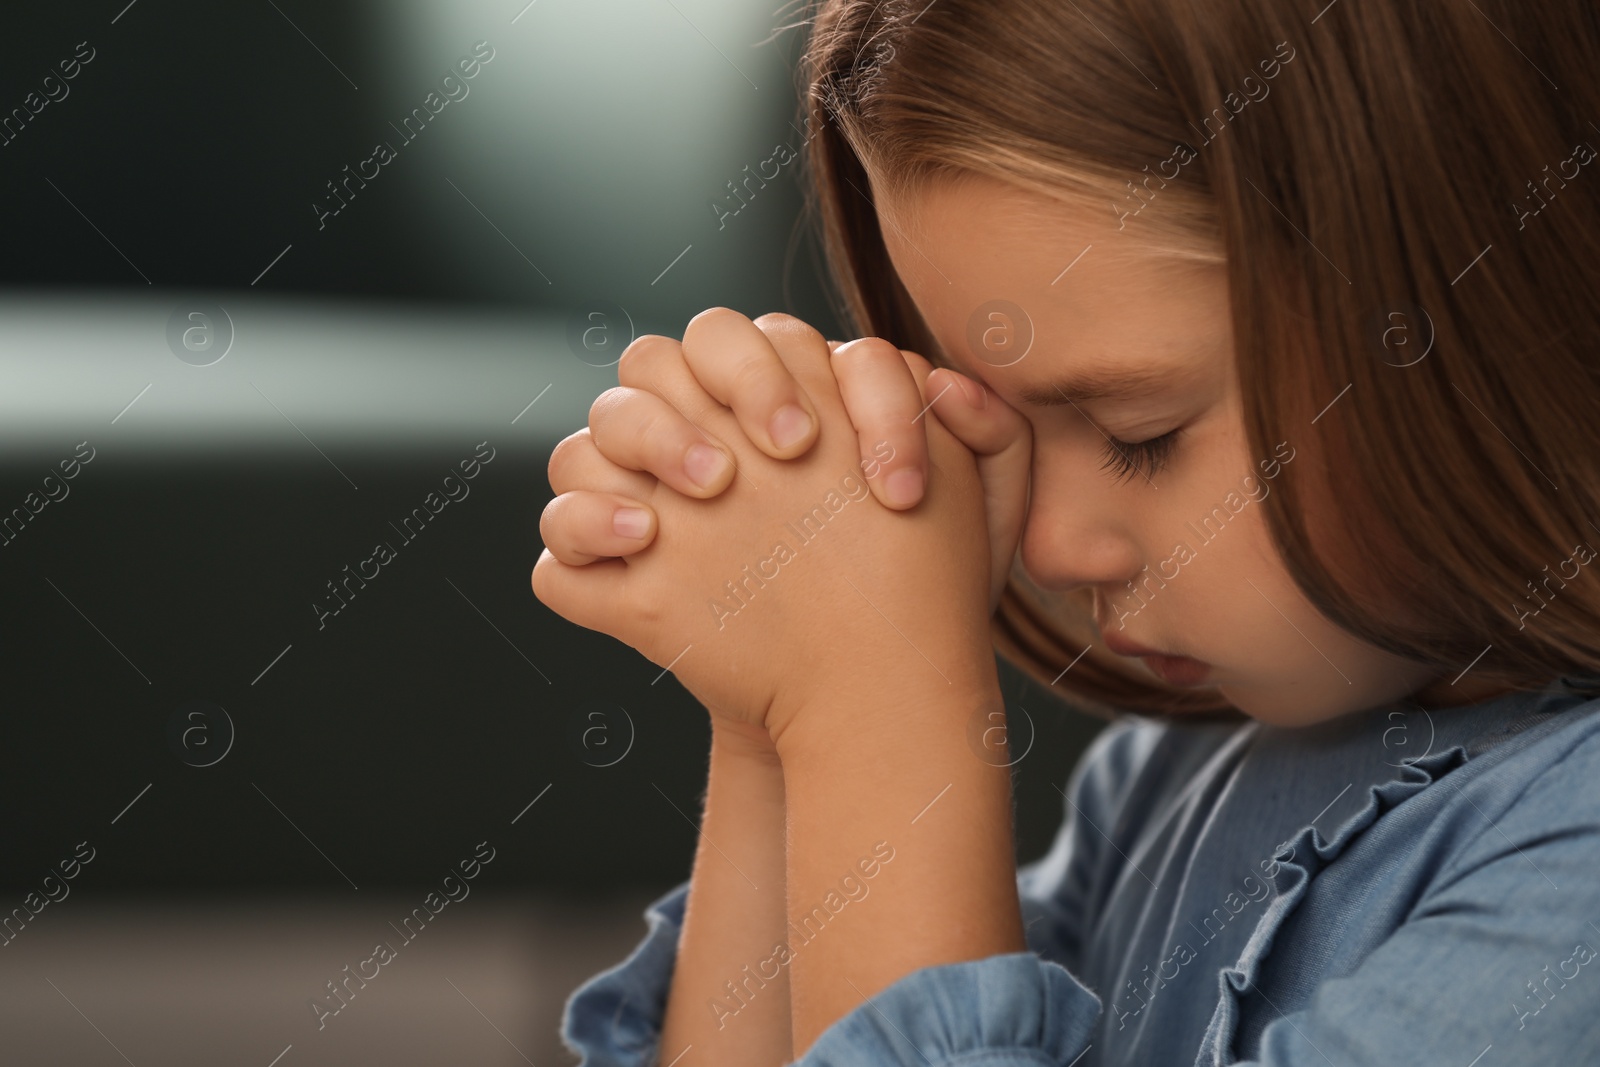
[1138,411,1274,594]
[1139,483,1285,639]
[1176,478,1435,720]
[1086,394,1442,719]
[1196,507,1301,644]
[1133,416,1324,670]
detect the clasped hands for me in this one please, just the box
[532,307,1033,750]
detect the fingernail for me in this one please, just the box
[954,373,986,409]
[885,467,923,507]
[613,507,650,539]
[769,404,813,450]
[684,443,730,488]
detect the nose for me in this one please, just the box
[1017,444,1143,595]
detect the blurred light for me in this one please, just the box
[0,292,609,453]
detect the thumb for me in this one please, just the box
[924,368,1032,612]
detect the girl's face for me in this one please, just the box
[875,172,1503,724]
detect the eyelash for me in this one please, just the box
[1099,429,1180,483]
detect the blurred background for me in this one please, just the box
[0,1,1104,1063]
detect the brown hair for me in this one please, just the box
[785,0,1600,717]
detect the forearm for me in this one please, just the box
[659,721,792,1067]
[776,674,1027,1055]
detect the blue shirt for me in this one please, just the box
[562,675,1600,1065]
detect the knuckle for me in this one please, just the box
[537,498,565,553]
[834,335,901,367]
[530,553,557,603]
[688,306,749,332]
[751,310,800,331]
[727,354,786,400]
[634,408,687,463]
[547,429,592,486]
[752,310,810,334]
[754,312,825,349]
[616,333,680,387]
[588,386,628,425]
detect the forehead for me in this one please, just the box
[872,173,1230,388]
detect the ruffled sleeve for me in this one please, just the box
[796,953,1101,1067]
[561,717,1165,1066]
[563,699,1600,1066]
[561,880,690,1067]
[789,717,1172,1066]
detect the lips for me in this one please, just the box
[1136,653,1213,687]
[1101,631,1163,657]
[1099,630,1213,687]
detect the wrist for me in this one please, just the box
[776,673,1025,1053]
[710,717,783,769]
[770,664,1003,769]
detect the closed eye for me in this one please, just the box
[1099,429,1180,484]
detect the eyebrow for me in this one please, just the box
[925,330,1200,405]
[1015,361,1194,405]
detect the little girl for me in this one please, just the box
[533,1,1600,1063]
